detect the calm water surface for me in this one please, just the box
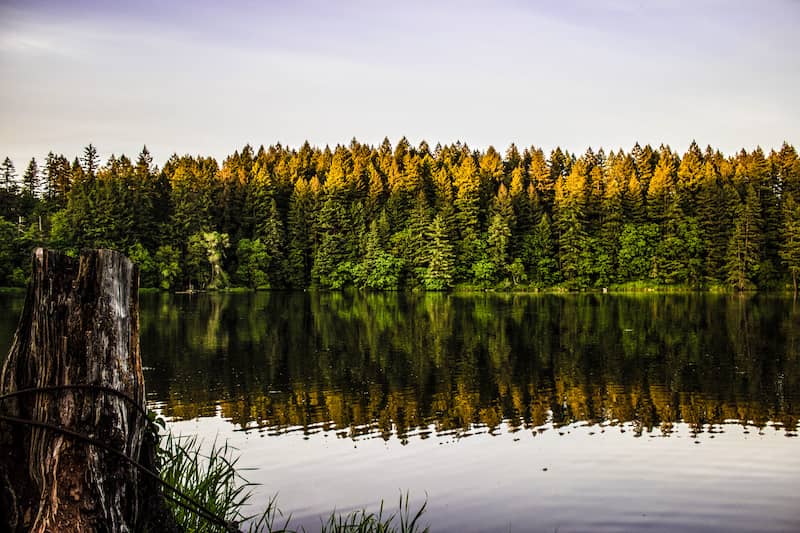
[2,292,799,532]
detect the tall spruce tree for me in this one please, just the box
[424,215,455,290]
[1,157,19,221]
[725,184,763,290]
[779,193,800,293]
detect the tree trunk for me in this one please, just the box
[0,248,175,532]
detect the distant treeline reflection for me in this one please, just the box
[140,292,800,439]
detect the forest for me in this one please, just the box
[1,139,799,291]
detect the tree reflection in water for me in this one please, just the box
[136,292,800,441]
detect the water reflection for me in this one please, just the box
[138,292,800,440]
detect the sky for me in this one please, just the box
[1,0,799,168]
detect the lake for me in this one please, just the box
[2,291,799,532]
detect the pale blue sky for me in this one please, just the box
[1,0,798,167]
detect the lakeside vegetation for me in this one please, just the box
[2,140,800,292]
[156,427,429,533]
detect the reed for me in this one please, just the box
[157,431,428,533]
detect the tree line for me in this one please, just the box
[1,139,800,291]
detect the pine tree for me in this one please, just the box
[554,159,591,287]
[676,141,704,214]
[453,154,481,278]
[1,157,19,221]
[424,215,455,290]
[366,164,386,219]
[632,143,657,195]
[524,214,558,287]
[479,146,505,221]
[624,171,646,224]
[725,184,763,290]
[508,166,532,260]
[132,146,163,251]
[754,147,782,288]
[22,158,39,198]
[258,198,287,287]
[779,193,800,293]
[487,213,511,278]
[528,148,553,214]
[82,144,100,178]
[655,198,702,285]
[648,147,677,223]
[597,152,627,286]
[697,151,728,283]
[312,195,351,288]
[286,179,312,288]
[44,152,71,208]
[407,191,431,273]
[773,142,800,200]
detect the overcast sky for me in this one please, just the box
[1,0,799,168]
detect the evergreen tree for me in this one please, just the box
[508,165,532,260]
[596,152,627,285]
[258,198,287,287]
[1,157,19,221]
[623,171,646,224]
[676,141,704,214]
[524,214,558,287]
[632,143,657,195]
[779,194,800,293]
[647,147,677,223]
[286,179,313,288]
[696,151,728,283]
[618,223,659,281]
[359,220,403,290]
[22,158,40,198]
[424,215,455,290]
[1,157,16,191]
[487,213,511,279]
[82,144,100,178]
[453,154,481,279]
[725,184,763,290]
[44,152,71,208]
[555,159,591,287]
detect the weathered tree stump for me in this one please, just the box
[0,248,175,532]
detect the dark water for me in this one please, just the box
[2,292,799,531]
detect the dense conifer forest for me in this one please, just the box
[1,139,799,291]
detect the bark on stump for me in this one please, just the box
[0,248,175,532]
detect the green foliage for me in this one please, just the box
[128,242,158,288]
[725,184,762,290]
[617,223,659,281]
[236,238,271,289]
[362,253,404,290]
[470,259,496,287]
[186,233,212,289]
[0,219,20,285]
[155,245,181,291]
[523,214,558,288]
[157,431,286,533]
[1,140,800,291]
[508,257,527,286]
[487,212,510,276]
[780,194,800,292]
[423,215,455,290]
